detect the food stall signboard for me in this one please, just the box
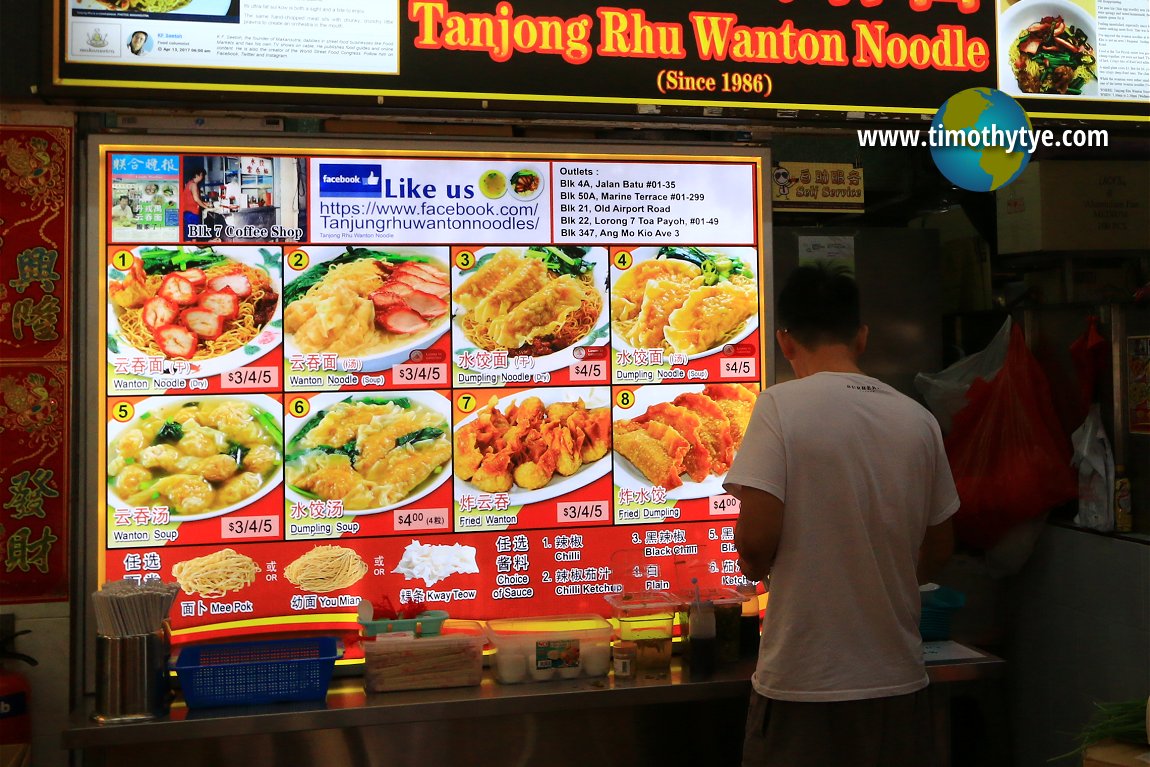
[94,141,769,643]
[55,1,1149,122]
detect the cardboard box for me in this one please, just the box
[997,162,1150,254]
[1082,739,1150,767]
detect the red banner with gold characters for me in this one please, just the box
[0,125,72,603]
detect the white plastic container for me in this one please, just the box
[486,614,613,684]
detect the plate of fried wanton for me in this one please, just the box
[613,383,759,500]
[452,246,610,376]
[611,246,759,360]
[454,386,613,507]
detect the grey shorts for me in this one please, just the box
[741,688,935,767]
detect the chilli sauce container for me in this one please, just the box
[605,592,678,674]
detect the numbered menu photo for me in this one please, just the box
[452,386,614,532]
[611,383,757,525]
[282,245,452,391]
[610,246,761,385]
[451,245,611,388]
[105,394,285,549]
[282,390,454,541]
[106,245,284,395]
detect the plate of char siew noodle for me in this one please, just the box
[282,246,451,373]
[1000,0,1098,97]
[107,246,281,378]
[454,387,613,507]
[106,395,284,522]
[612,247,759,361]
[452,246,609,376]
[613,383,759,500]
[284,391,453,515]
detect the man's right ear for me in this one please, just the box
[776,329,796,360]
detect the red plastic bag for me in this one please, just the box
[1069,315,1108,418]
[944,324,1077,548]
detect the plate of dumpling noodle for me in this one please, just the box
[611,246,759,361]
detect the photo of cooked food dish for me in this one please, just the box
[107,246,281,374]
[283,246,451,372]
[509,169,544,200]
[107,395,284,521]
[284,392,452,514]
[285,545,368,593]
[612,246,759,358]
[74,0,230,14]
[172,548,259,598]
[455,387,612,506]
[1000,0,1098,96]
[479,170,507,199]
[453,246,609,373]
[613,383,759,499]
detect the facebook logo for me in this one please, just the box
[317,163,383,198]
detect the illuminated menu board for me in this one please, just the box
[96,143,767,643]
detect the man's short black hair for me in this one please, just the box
[777,264,860,347]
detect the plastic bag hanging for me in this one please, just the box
[1070,404,1115,532]
[1069,315,1109,422]
[944,324,1078,548]
[914,316,1011,435]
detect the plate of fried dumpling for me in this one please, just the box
[454,386,613,507]
[613,383,759,500]
[611,247,759,360]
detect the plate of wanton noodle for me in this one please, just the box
[453,387,613,507]
[613,383,759,500]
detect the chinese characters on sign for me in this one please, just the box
[0,125,71,603]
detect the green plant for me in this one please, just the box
[1051,697,1149,762]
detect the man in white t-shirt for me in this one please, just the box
[725,264,959,767]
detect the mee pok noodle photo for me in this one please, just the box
[105,393,285,549]
[282,245,453,392]
[105,245,283,395]
[282,390,455,541]
[610,246,762,386]
[451,245,610,388]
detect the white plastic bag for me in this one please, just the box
[1070,403,1114,531]
[914,316,1011,435]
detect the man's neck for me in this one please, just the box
[790,345,863,379]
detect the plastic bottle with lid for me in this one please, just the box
[1114,464,1133,533]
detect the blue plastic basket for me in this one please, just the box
[919,587,966,642]
[173,637,337,710]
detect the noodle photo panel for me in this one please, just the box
[611,383,758,524]
[452,385,614,532]
[105,245,284,396]
[609,246,762,386]
[106,535,490,641]
[451,245,611,389]
[282,245,453,392]
[282,390,455,540]
[105,393,285,548]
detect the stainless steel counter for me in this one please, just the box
[63,642,1004,766]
